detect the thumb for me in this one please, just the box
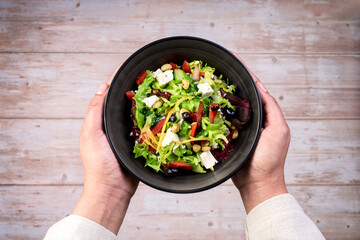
[83,82,109,133]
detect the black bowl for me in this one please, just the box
[104,36,262,193]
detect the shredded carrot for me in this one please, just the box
[143,138,157,150]
[145,130,158,145]
[156,96,194,152]
[175,137,210,145]
[163,143,175,159]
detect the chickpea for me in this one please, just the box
[182,79,189,89]
[172,123,180,133]
[202,146,211,152]
[193,144,201,152]
[152,101,162,109]
[161,63,172,71]
[232,129,239,139]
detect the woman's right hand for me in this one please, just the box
[232,58,291,213]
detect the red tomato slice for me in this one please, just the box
[189,113,197,122]
[151,118,166,135]
[196,101,204,130]
[199,72,205,77]
[149,146,156,152]
[182,60,191,73]
[168,161,193,170]
[126,91,135,100]
[209,103,219,124]
[170,62,177,70]
[161,163,169,172]
[160,92,171,100]
[136,71,147,85]
[190,122,197,137]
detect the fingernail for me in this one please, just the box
[257,81,268,93]
[96,83,109,95]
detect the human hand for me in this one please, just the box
[73,67,139,234]
[231,56,290,213]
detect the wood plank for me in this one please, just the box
[1,53,359,87]
[0,185,359,239]
[0,21,359,53]
[0,84,358,119]
[241,55,360,87]
[0,54,359,119]
[0,119,358,185]
[1,2,358,240]
[1,0,359,22]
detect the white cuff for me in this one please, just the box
[43,215,117,240]
[244,193,325,240]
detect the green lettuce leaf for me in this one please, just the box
[134,144,162,172]
[144,152,162,172]
[178,121,191,138]
[133,143,149,159]
[133,70,156,128]
[183,155,206,173]
[199,117,229,145]
[134,70,155,100]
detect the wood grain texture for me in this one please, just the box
[0,119,358,185]
[0,53,359,119]
[1,21,359,53]
[0,0,359,239]
[1,0,359,22]
[1,53,359,86]
[0,85,358,119]
[0,185,359,240]
[0,0,359,53]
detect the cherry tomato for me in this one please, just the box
[126,91,135,100]
[170,62,177,70]
[182,60,191,73]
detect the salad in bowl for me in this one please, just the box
[126,60,251,176]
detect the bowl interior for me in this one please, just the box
[104,37,262,193]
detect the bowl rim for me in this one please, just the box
[104,36,263,193]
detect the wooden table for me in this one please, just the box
[1,1,359,239]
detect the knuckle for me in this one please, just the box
[282,123,291,141]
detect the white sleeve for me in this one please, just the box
[244,193,325,240]
[43,215,117,240]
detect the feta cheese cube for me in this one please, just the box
[152,68,173,86]
[142,95,159,108]
[152,68,162,78]
[200,151,218,169]
[161,128,180,147]
[197,83,214,97]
